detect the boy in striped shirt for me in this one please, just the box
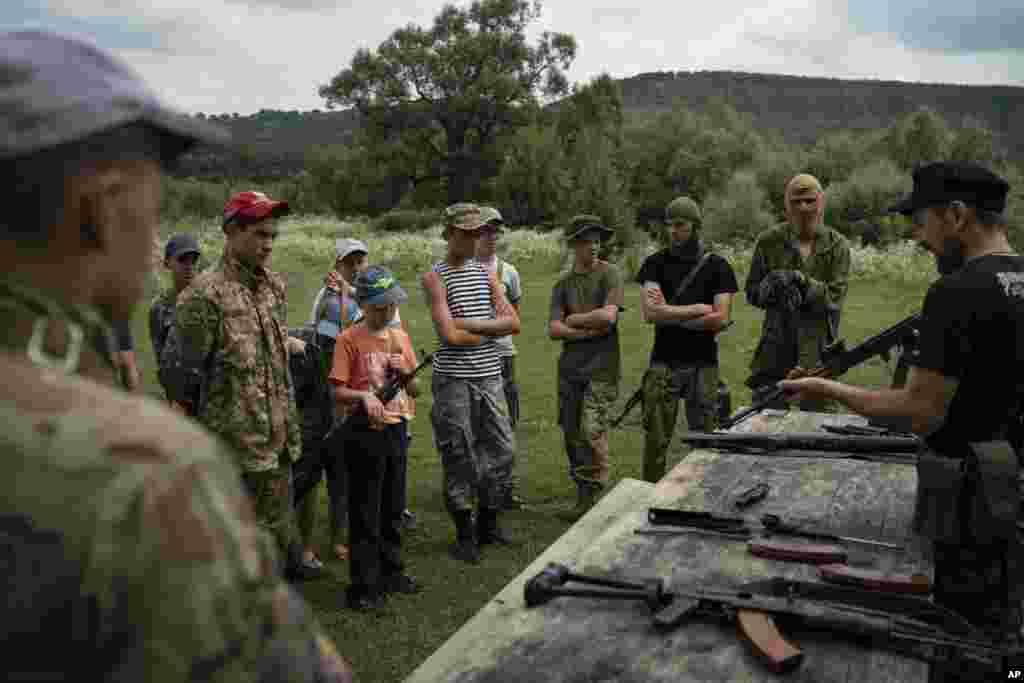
[421,203,522,563]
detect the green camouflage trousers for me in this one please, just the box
[641,363,719,483]
[241,461,299,560]
[431,374,516,516]
[558,377,618,490]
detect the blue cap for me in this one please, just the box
[354,266,408,306]
[164,233,201,260]
[0,30,228,160]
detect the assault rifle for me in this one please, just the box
[325,350,434,438]
[524,563,1019,676]
[676,430,920,464]
[721,312,922,430]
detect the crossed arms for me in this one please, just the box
[421,268,521,346]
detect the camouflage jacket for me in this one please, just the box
[0,281,350,682]
[744,222,851,382]
[148,288,176,363]
[172,253,301,472]
[150,288,200,410]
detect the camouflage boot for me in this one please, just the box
[448,510,480,564]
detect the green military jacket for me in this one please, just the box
[0,279,341,682]
[744,221,851,382]
[173,253,302,472]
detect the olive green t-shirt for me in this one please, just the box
[549,263,623,384]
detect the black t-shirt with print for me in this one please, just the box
[910,254,1024,454]
[635,249,739,366]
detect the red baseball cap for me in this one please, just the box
[222,191,290,227]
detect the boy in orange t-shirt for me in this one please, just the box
[329,266,422,610]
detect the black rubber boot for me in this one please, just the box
[449,511,480,564]
[477,508,514,546]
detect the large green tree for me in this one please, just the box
[319,0,575,204]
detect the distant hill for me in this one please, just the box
[176,70,1024,178]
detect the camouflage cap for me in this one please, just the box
[0,30,228,160]
[564,214,614,241]
[479,206,504,227]
[443,203,484,231]
[665,196,702,225]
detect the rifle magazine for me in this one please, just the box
[737,609,803,673]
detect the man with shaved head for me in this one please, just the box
[744,173,851,412]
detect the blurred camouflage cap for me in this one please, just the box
[665,196,702,224]
[0,30,228,160]
[443,203,484,231]
[565,214,614,241]
[479,206,504,226]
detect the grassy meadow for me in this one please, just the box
[134,216,935,682]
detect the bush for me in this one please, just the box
[370,209,441,234]
[826,159,911,240]
[703,170,777,246]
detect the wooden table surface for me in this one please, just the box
[404,409,930,683]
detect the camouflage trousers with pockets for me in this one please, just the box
[558,377,618,491]
[240,457,299,562]
[641,363,719,483]
[431,374,516,516]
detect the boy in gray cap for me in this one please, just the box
[150,233,201,412]
[0,30,351,681]
[782,162,1023,682]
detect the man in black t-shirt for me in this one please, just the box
[781,163,1023,679]
[636,196,738,483]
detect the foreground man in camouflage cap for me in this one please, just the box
[0,30,351,680]
[744,173,851,411]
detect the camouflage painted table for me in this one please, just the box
[404,409,930,683]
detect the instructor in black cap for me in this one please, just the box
[782,162,1023,681]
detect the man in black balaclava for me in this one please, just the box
[634,196,739,482]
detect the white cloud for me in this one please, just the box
[23,0,1024,114]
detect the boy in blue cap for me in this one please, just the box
[329,265,422,610]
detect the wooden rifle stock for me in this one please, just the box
[736,609,804,673]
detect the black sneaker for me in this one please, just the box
[449,538,481,564]
[400,509,418,530]
[345,592,387,611]
[382,573,422,595]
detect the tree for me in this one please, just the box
[950,116,996,165]
[885,107,951,170]
[319,0,575,204]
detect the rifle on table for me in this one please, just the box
[524,563,1017,676]
[720,312,922,430]
[675,430,920,464]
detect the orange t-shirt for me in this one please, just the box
[329,324,417,424]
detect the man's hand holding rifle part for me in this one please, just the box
[719,312,921,430]
[523,562,1020,676]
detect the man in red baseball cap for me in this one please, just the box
[170,188,321,581]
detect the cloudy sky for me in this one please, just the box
[5,0,1022,115]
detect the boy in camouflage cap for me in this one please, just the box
[548,215,623,519]
[423,202,521,563]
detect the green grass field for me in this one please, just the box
[134,216,934,682]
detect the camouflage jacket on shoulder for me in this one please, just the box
[744,222,851,382]
[148,288,176,363]
[0,285,349,682]
[172,253,301,472]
